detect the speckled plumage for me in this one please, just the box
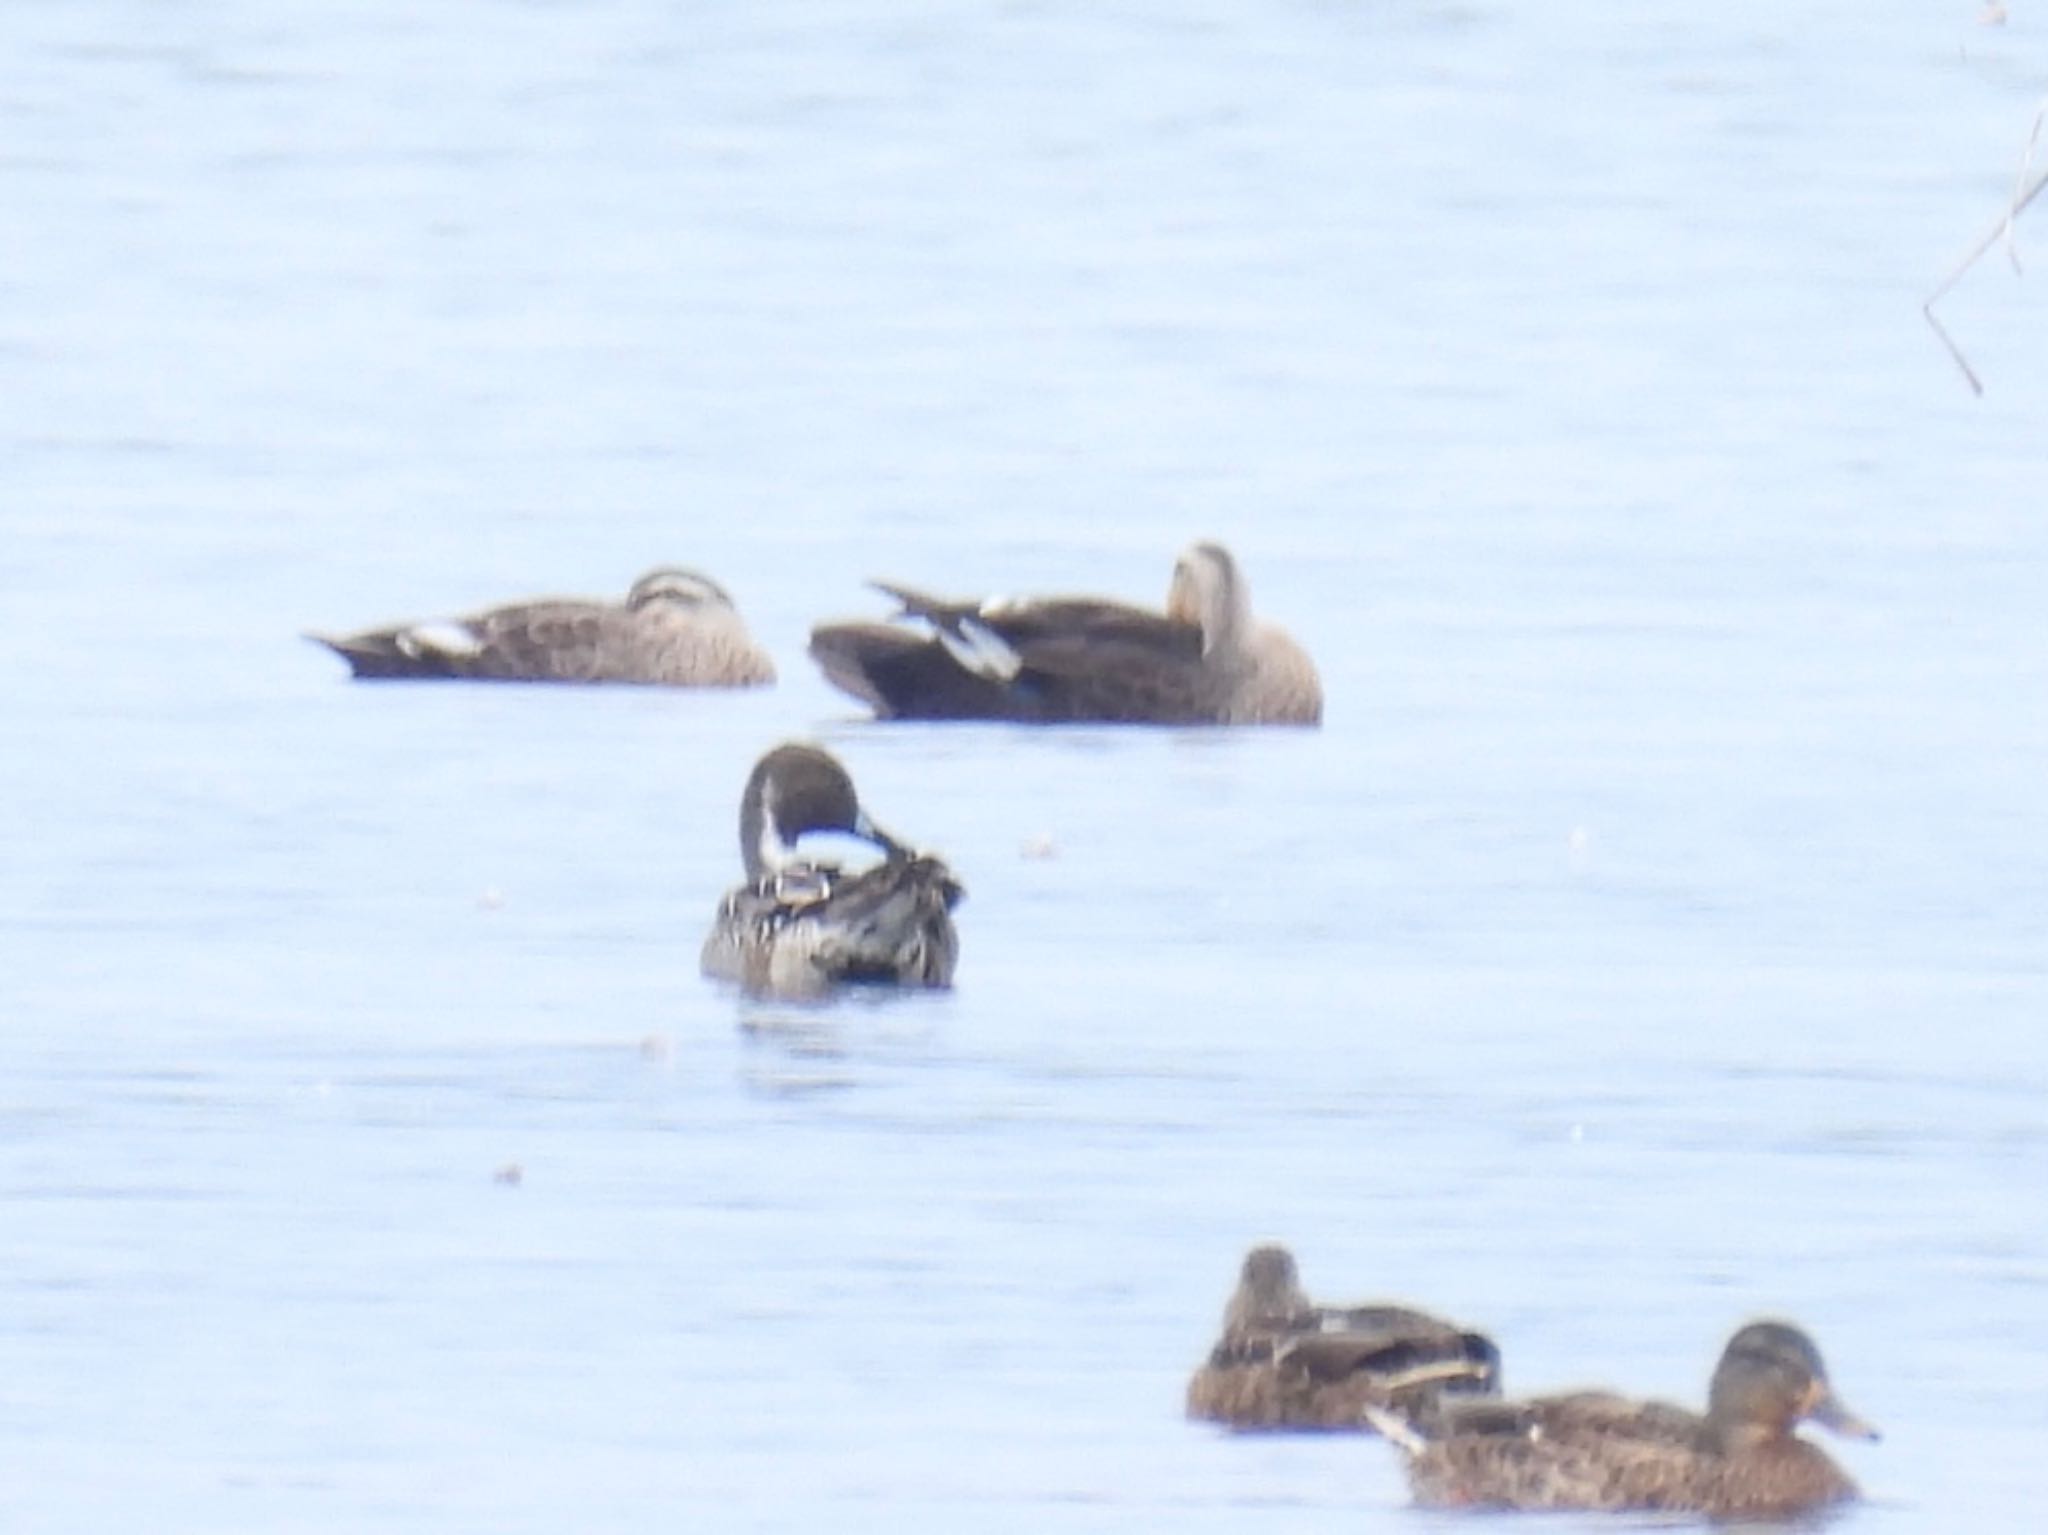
[808,541,1321,725]
[309,567,776,686]
[699,745,962,999]
[1373,1320,1877,1518]
[1185,1245,1500,1432]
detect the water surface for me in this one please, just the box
[4,2,2045,1530]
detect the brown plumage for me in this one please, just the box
[699,744,962,999]
[808,541,1321,725]
[1185,1245,1500,1432]
[1370,1319,1879,1518]
[308,567,776,686]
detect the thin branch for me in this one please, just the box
[1925,106,2048,395]
[2003,104,2046,272]
[1928,156,2048,312]
[1923,299,1986,395]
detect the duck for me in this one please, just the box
[308,567,776,686]
[1186,1244,1501,1431]
[807,540,1322,725]
[700,743,963,998]
[1365,1319,1879,1517]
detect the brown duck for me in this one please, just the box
[1367,1319,1879,1518]
[700,744,962,999]
[1186,1245,1501,1431]
[308,567,776,686]
[808,540,1321,725]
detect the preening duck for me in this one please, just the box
[700,743,962,998]
[808,541,1321,725]
[1186,1244,1500,1431]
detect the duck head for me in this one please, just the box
[1706,1320,1880,1452]
[1224,1243,1313,1330]
[1165,541,1252,658]
[738,743,908,881]
[629,567,736,611]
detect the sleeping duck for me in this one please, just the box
[808,541,1320,725]
[309,567,775,686]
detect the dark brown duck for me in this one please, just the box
[1186,1245,1500,1431]
[808,541,1321,725]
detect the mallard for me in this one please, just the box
[308,567,776,685]
[700,743,962,998]
[807,540,1322,725]
[1185,1244,1501,1431]
[1366,1319,1879,1517]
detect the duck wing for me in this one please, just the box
[309,598,619,682]
[463,600,632,680]
[809,620,1019,719]
[801,854,964,988]
[810,583,1210,723]
[1190,1304,1498,1432]
[1282,1316,1501,1399]
[1432,1391,1701,1445]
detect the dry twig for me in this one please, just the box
[1926,100,2048,395]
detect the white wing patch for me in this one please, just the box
[937,614,1022,682]
[397,620,483,661]
[790,829,885,872]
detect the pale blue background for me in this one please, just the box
[4,3,2044,1529]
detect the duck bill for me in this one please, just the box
[1807,1387,1881,1442]
[852,811,912,861]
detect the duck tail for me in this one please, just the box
[868,579,966,625]
[807,622,918,716]
[304,630,405,678]
[808,621,1020,721]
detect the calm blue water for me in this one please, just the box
[4,2,2045,1529]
